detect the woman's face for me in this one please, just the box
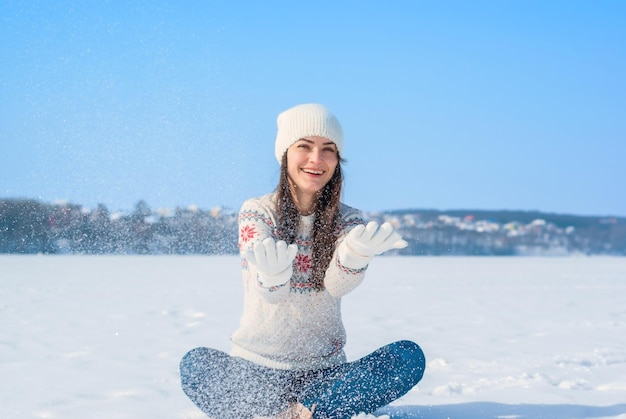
[286,136,339,206]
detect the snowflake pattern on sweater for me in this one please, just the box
[237,193,366,294]
[231,193,370,370]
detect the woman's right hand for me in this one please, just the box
[245,238,298,287]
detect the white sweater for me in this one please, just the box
[230,193,368,370]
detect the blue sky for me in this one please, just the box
[1,1,625,216]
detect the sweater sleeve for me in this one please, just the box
[238,196,290,303]
[323,207,369,298]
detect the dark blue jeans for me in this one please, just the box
[180,340,425,419]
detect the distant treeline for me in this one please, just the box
[1,199,625,256]
[0,199,237,255]
[370,209,626,256]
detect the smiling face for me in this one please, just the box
[286,136,339,213]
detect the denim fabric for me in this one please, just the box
[180,340,425,419]
[298,340,425,419]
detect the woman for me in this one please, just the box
[180,103,425,419]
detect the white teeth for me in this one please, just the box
[303,169,323,175]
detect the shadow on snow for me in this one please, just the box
[377,402,626,419]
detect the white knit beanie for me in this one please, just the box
[274,103,344,164]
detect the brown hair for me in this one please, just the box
[276,153,344,290]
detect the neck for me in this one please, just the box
[289,182,316,215]
[294,193,316,216]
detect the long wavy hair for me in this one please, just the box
[275,152,344,290]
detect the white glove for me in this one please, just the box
[338,221,408,269]
[245,238,298,288]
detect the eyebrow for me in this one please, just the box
[297,138,337,147]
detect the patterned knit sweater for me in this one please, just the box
[230,193,368,370]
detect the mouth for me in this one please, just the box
[302,168,325,176]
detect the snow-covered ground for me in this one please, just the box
[1,255,625,419]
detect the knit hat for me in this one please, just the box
[274,103,344,164]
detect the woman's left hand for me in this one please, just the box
[338,221,407,269]
[345,221,407,256]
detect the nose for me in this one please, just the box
[308,148,323,163]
